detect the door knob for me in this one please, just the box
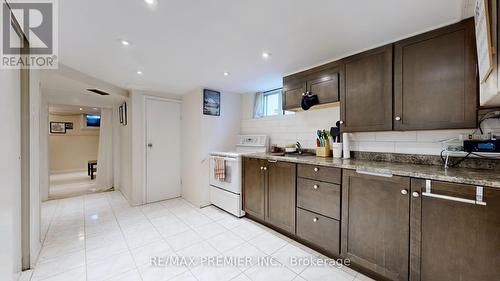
[395,116,401,121]
[314,167,319,172]
[263,167,267,171]
[260,166,264,170]
[412,191,420,198]
[313,185,319,190]
[147,143,153,148]
[339,120,344,124]
[313,217,319,222]
[401,189,408,195]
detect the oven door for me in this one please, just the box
[209,156,242,194]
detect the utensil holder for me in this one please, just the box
[316,144,331,157]
[332,143,343,158]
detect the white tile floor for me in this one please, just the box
[49,171,97,199]
[34,191,373,281]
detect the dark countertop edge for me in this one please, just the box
[243,153,500,189]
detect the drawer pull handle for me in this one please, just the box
[401,189,408,195]
[422,180,487,206]
[355,169,393,178]
[314,167,319,172]
[313,185,319,190]
[312,217,319,222]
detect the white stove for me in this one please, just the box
[209,135,268,217]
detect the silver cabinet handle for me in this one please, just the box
[423,180,486,206]
[313,184,319,190]
[401,189,408,195]
[395,116,401,121]
[314,167,319,172]
[412,191,420,198]
[355,169,393,178]
[313,217,319,222]
[267,159,278,163]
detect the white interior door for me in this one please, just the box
[146,98,181,203]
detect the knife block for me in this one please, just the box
[316,144,331,157]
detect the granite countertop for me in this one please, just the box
[244,153,500,188]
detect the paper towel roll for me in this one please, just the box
[342,132,351,159]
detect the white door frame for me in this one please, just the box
[142,95,181,204]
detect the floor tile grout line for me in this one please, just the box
[104,192,145,281]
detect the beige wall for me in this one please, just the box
[49,113,99,172]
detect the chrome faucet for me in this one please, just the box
[296,142,304,155]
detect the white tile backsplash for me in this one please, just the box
[240,99,500,155]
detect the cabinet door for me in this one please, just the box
[410,179,500,281]
[342,170,410,281]
[341,44,393,132]
[394,18,477,130]
[283,79,306,110]
[306,67,341,104]
[243,158,266,220]
[266,161,296,234]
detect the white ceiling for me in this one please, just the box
[49,104,101,115]
[58,0,468,95]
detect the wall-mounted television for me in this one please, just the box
[85,114,101,128]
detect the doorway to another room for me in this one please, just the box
[48,105,103,199]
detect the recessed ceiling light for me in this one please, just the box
[262,52,271,59]
[223,72,230,76]
[137,70,143,75]
[79,108,83,111]
[93,107,98,110]
[120,39,130,46]
[144,0,158,6]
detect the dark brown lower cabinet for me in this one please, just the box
[266,161,296,234]
[342,170,410,281]
[296,208,340,256]
[243,158,297,235]
[243,158,266,220]
[410,179,500,281]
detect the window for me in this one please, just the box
[254,88,294,118]
[262,88,282,116]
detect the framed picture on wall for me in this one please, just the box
[50,122,66,134]
[119,105,124,124]
[203,89,220,116]
[122,102,128,125]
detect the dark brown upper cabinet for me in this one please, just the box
[394,18,478,130]
[342,170,410,281]
[410,179,500,281]
[283,61,343,111]
[243,158,297,235]
[341,44,393,132]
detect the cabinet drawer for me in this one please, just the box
[297,178,340,219]
[297,164,341,184]
[296,208,340,256]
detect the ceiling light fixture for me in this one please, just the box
[144,0,158,6]
[223,72,230,76]
[137,70,143,75]
[79,108,83,111]
[120,39,130,46]
[262,52,271,59]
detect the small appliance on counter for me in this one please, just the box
[209,135,269,217]
[464,139,500,153]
